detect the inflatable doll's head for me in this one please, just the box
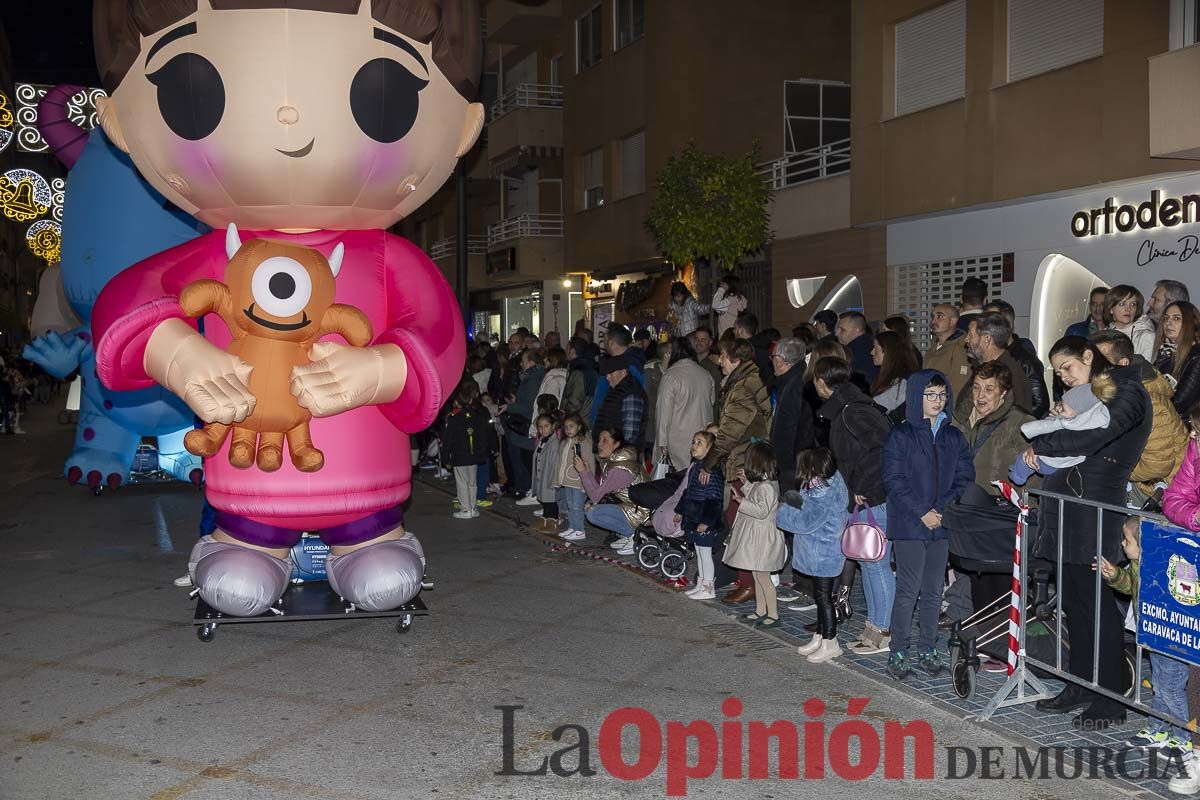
[222,223,343,342]
[92,1,483,231]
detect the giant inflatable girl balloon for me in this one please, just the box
[91,0,480,616]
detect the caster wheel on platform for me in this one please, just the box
[637,543,661,570]
[951,658,976,699]
[660,552,687,579]
[197,623,217,642]
[396,614,413,634]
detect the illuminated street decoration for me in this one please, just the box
[15,83,107,153]
[51,178,66,222]
[0,169,52,222]
[0,90,13,154]
[26,220,62,264]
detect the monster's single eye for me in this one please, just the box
[251,257,312,318]
[147,52,225,141]
[350,58,428,143]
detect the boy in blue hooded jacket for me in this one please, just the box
[881,369,974,680]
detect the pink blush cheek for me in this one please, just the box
[359,142,413,188]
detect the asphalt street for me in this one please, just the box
[0,400,1152,799]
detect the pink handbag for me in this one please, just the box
[841,503,887,562]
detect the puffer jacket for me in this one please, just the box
[817,382,891,510]
[1129,355,1188,494]
[1165,439,1200,531]
[881,370,975,541]
[951,387,1033,496]
[598,445,650,530]
[704,359,772,475]
[562,357,597,419]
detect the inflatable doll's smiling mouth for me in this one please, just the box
[244,304,311,331]
[277,139,315,158]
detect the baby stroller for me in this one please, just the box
[943,497,1140,700]
[628,472,692,580]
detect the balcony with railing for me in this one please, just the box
[428,235,488,261]
[487,84,564,177]
[756,138,850,190]
[758,138,853,241]
[485,213,565,282]
[487,213,563,247]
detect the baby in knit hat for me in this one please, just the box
[1008,382,1112,485]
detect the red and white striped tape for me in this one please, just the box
[993,480,1029,676]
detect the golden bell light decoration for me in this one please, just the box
[0,169,51,223]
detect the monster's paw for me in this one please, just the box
[325,535,424,612]
[23,331,89,380]
[64,448,130,489]
[158,449,204,486]
[189,536,290,617]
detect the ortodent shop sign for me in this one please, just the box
[1070,190,1200,238]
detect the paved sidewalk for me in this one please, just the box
[419,469,1186,800]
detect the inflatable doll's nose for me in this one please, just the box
[277,106,300,126]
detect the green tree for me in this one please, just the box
[644,142,772,272]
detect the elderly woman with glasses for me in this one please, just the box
[1104,284,1156,361]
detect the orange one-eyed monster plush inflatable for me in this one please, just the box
[179,224,372,473]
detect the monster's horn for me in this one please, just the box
[329,242,344,277]
[225,223,241,259]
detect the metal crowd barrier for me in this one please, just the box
[978,486,1194,736]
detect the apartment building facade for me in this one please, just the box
[849,0,1200,359]
[403,0,879,340]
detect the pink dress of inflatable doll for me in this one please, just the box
[89,1,485,617]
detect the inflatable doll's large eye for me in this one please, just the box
[147,52,225,141]
[251,257,313,319]
[350,59,429,143]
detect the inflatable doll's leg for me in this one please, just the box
[228,426,257,469]
[323,508,425,612]
[256,431,284,472]
[285,421,324,472]
[188,513,299,616]
[184,422,230,458]
[64,393,139,489]
[156,427,203,486]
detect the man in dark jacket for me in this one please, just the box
[813,309,838,344]
[881,370,974,678]
[595,353,647,450]
[1026,355,1152,729]
[1064,287,1107,339]
[835,311,879,384]
[769,337,815,491]
[562,336,597,419]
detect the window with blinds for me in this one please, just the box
[582,148,604,209]
[891,254,1004,352]
[1008,0,1104,83]
[894,0,966,117]
[576,5,602,72]
[619,131,645,199]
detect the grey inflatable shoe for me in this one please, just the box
[188,535,291,617]
[326,534,425,612]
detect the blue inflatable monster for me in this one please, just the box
[23,126,206,489]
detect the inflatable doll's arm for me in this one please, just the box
[179,279,238,333]
[373,235,467,433]
[320,304,373,347]
[93,234,219,392]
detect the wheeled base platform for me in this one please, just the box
[192,581,429,642]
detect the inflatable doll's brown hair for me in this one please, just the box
[94,0,482,99]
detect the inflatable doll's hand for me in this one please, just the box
[145,319,256,425]
[23,330,89,379]
[290,342,406,418]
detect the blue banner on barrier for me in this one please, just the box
[1138,520,1200,667]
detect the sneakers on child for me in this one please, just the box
[689,581,716,600]
[476,499,494,508]
[786,593,818,612]
[849,622,891,655]
[515,495,541,507]
[886,651,911,680]
[915,647,944,676]
[775,587,801,603]
[452,509,480,520]
[1170,750,1200,795]
[559,529,586,541]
